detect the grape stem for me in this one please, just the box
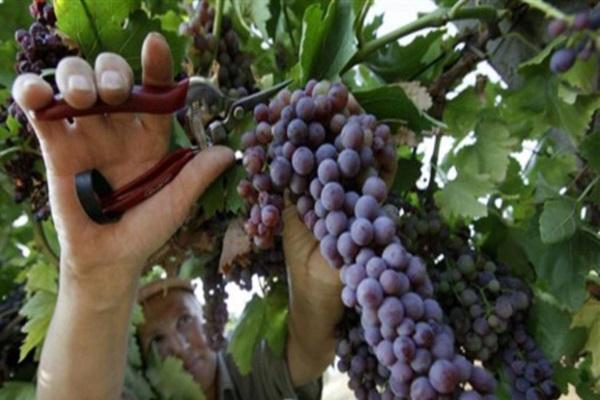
[29,212,60,267]
[341,5,503,73]
[518,0,571,21]
[282,2,298,50]
[577,176,600,203]
[212,0,225,63]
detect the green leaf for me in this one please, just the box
[353,85,430,132]
[392,158,422,194]
[55,0,185,78]
[19,290,57,361]
[434,173,494,220]
[455,120,517,183]
[443,85,497,139]
[143,0,180,16]
[0,41,18,88]
[527,294,587,363]
[233,0,271,38]
[225,165,246,214]
[515,222,600,310]
[0,382,36,400]
[0,0,32,42]
[539,197,578,244]
[146,355,205,400]
[227,294,266,375]
[581,132,600,174]
[365,30,453,85]
[260,285,288,358]
[298,0,356,82]
[572,299,600,388]
[25,261,58,294]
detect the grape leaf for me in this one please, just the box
[260,285,288,358]
[19,290,57,361]
[515,222,600,310]
[527,294,587,363]
[455,120,517,183]
[0,382,35,400]
[364,30,454,85]
[434,173,494,220]
[227,294,265,375]
[143,0,180,16]
[353,85,430,133]
[25,261,57,294]
[0,0,32,43]
[228,286,289,375]
[233,0,271,38]
[0,41,18,88]
[392,158,422,194]
[553,356,600,399]
[298,0,356,83]
[443,86,496,139]
[55,0,185,77]
[146,356,205,400]
[539,197,578,244]
[580,132,600,174]
[572,299,600,390]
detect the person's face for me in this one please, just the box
[138,290,217,390]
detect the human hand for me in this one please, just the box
[11,33,234,286]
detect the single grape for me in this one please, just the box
[550,48,576,73]
[321,182,345,211]
[318,158,340,183]
[429,359,460,394]
[356,278,384,308]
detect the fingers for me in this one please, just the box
[95,53,134,106]
[139,32,174,133]
[56,56,97,110]
[11,73,70,151]
[94,52,137,127]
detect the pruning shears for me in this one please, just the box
[34,77,291,224]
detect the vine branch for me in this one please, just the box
[212,0,225,63]
[30,214,59,267]
[341,5,502,73]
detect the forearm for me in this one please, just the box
[37,264,139,400]
[286,256,343,386]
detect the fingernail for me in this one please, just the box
[100,70,124,90]
[68,75,91,91]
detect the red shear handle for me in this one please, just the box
[34,79,190,121]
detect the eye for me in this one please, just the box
[150,334,165,348]
[178,314,193,327]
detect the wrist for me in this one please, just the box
[59,259,141,312]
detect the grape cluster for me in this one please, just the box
[547,7,600,73]
[180,0,256,96]
[225,243,286,291]
[0,287,35,385]
[239,80,497,398]
[200,257,228,351]
[393,203,559,399]
[2,0,77,220]
[502,324,560,400]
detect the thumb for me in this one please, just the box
[131,146,234,233]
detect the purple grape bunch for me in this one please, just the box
[392,204,560,399]
[2,0,77,220]
[548,6,600,73]
[502,324,560,400]
[239,80,497,398]
[180,0,256,96]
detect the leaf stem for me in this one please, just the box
[518,0,571,21]
[355,0,373,48]
[427,128,442,194]
[212,0,225,64]
[342,5,502,73]
[282,2,297,50]
[577,176,599,203]
[29,213,59,267]
[79,0,105,50]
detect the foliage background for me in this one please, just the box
[0,0,599,399]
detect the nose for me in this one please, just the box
[163,332,191,358]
